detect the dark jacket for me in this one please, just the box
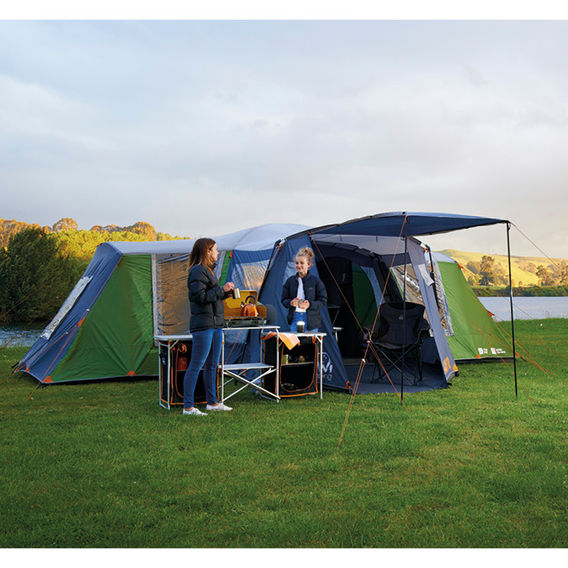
[281,271,327,331]
[188,264,228,332]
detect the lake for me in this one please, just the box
[478,296,568,321]
[0,326,43,347]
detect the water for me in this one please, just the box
[0,326,43,347]
[478,296,568,321]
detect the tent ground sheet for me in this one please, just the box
[343,359,449,394]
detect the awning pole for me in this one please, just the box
[506,222,518,398]
[401,232,408,403]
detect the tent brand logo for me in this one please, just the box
[478,347,507,356]
[322,352,333,382]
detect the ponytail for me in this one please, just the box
[296,247,314,266]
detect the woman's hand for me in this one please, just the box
[223,282,235,293]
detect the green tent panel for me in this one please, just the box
[435,254,512,361]
[352,264,378,328]
[51,255,158,382]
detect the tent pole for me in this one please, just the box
[506,222,518,399]
[401,232,408,403]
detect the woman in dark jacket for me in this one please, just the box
[281,247,327,332]
[183,238,234,416]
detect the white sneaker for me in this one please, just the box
[206,403,232,411]
[183,407,208,416]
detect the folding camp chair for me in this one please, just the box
[366,301,430,385]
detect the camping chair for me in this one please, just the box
[366,301,430,385]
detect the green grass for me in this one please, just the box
[1,319,567,548]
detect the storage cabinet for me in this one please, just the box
[158,340,214,408]
[263,335,320,397]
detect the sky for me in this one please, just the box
[2,13,568,257]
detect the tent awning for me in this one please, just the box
[285,212,508,240]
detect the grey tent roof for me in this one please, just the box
[105,223,310,255]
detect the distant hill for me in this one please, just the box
[439,249,568,287]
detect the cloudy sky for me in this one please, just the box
[2,15,568,256]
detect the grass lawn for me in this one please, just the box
[1,319,567,548]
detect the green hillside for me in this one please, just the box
[439,249,568,288]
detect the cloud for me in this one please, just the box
[1,21,568,257]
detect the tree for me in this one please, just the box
[0,228,84,324]
[559,263,568,286]
[536,265,554,287]
[479,255,495,286]
[52,218,78,232]
[127,221,157,240]
[0,219,44,248]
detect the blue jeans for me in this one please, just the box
[183,328,222,408]
[290,310,318,333]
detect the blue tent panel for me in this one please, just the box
[17,243,122,383]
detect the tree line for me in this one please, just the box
[0,218,188,325]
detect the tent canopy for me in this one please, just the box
[285,211,508,240]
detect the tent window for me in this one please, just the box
[427,260,455,337]
[231,261,268,291]
[391,265,424,306]
[152,253,191,337]
[41,276,92,340]
[391,264,454,336]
